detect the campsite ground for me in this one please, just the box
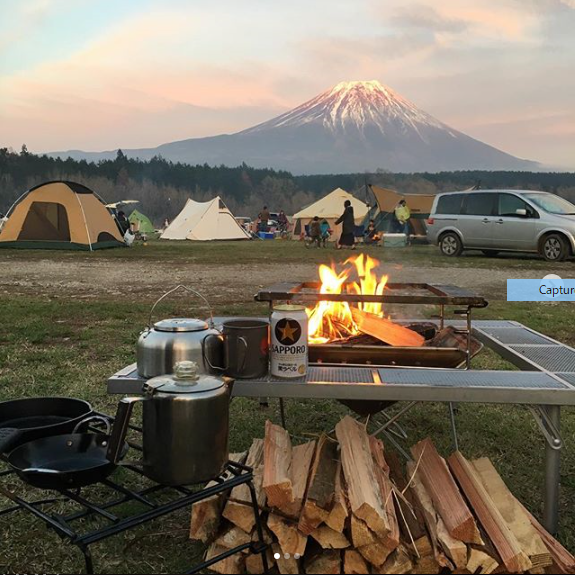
[1,241,575,573]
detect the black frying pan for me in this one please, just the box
[0,397,93,454]
[8,430,128,489]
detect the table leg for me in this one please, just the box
[279,398,286,429]
[543,405,561,535]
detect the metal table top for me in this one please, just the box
[108,320,575,405]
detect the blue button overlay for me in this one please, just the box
[507,277,575,301]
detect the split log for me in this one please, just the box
[272,543,299,575]
[351,307,425,347]
[467,548,499,574]
[190,451,247,542]
[406,460,456,570]
[369,436,400,551]
[517,499,575,574]
[263,420,294,509]
[386,451,427,542]
[245,548,274,575]
[448,451,532,573]
[310,525,351,549]
[473,458,552,571]
[344,549,370,574]
[411,438,482,544]
[358,541,394,567]
[436,517,468,569]
[279,440,316,519]
[205,543,245,574]
[298,435,338,534]
[304,549,341,574]
[214,525,252,549]
[223,441,265,533]
[375,545,413,574]
[335,416,389,538]
[267,513,307,557]
[351,514,376,548]
[325,459,348,533]
[410,535,441,574]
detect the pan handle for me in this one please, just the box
[0,428,22,454]
[72,415,112,435]
[107,397,142,464]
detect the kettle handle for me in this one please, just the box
[147,285,215,329]
[107,397,142,464]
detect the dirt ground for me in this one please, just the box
[0,255,550,302]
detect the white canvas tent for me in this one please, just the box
[291,188,369,240]
[160,197,250,241]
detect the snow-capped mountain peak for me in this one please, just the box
[243,79,448,137]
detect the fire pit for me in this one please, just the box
[255,255,487,370]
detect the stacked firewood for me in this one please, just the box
[190,416,575,574]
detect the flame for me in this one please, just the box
[307,254,389,344]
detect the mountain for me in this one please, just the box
[50,80,539,174]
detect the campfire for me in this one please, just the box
[306,255,425,348]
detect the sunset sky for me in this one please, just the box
[1,0,574,168]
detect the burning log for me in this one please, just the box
[351,307,425,347]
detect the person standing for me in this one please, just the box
[336,199,355,250]
[258,205,271,232]
[394,199,411,242]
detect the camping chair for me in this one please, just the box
[353,225,365,243]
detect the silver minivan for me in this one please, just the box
[427,190,575,261]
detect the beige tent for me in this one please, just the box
[292,188,369,240]
[161,197,250,241]
[0,181,125,250]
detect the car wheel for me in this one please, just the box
[541,234,569,262]
[482,250,500,257]
[439,232,463,257]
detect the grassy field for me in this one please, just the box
[1,241,575,573]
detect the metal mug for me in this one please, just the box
[207,319,269,379]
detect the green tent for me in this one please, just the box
[129,209,155,234]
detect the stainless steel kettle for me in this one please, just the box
[136,285,223,378]
[107,361,233,485]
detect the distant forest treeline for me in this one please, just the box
[2,146,575,224]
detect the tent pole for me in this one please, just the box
[76,193,93,251]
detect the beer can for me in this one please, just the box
[270,304,308,378]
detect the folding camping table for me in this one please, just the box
[108,319,575,535]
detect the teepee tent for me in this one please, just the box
[363,184,436,238]
[292,188,369,241]
[161,197,250,241]
[0,181,125,250]
[129,209,155,234]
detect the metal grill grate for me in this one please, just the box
[308,366,376,383]
[376,369,566,389]
[509,345,575,373]
[448,320,518,328]
[556,373,575,386]
[482,327,557,345]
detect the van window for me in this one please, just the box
[463,193,496,216]
[436,194,463,215]
[498,193,535,217]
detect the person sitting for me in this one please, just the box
[364,219,381,245]
[116,210,130,235]
[309,216,322,248]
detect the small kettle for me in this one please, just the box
[107,361,233,485]
[136,285,223,378]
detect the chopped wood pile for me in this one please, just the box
[190,416,574,574]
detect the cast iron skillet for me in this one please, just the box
[7,417,129,489]
[0,397,93,454]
